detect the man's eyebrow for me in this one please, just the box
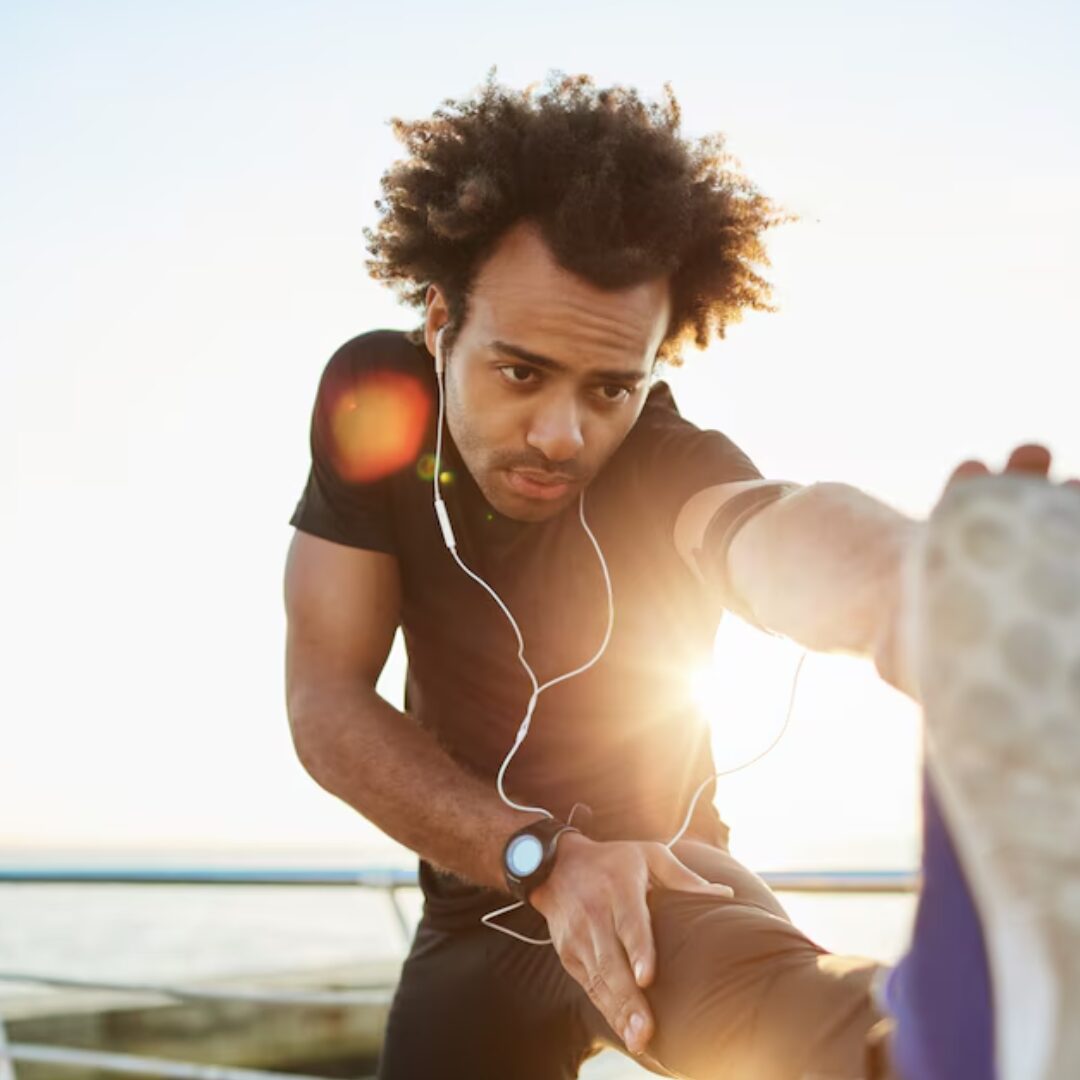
[490,340,648,383]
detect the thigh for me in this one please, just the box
[581,844,883,1080]
[671,839,793,920]
[378,915,594,1080]
[646,890,881,1079]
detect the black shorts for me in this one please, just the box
[378,841,887,1080]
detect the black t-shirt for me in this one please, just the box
[289,329,764,867]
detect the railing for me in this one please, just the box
[0,865,916,1078]
[0,864,916,893]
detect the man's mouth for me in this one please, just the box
[504,468,576,501]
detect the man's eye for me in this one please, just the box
[597,385,632,403]
[498,365,538,385]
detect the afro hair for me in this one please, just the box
[364,69,787,364]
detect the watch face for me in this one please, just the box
[507,834,544,877]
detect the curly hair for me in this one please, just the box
[363,70,787,365]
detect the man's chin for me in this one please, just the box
[490,493,573,523]
[481,472,579,522]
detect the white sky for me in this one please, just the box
[3,1,1078,870]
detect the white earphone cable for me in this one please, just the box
[433,333,616,819]
[664,649,807,851]
[431,326,803,947]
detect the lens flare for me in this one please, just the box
[327,371,430,483]
[416,454,437,482]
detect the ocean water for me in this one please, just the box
[0,850,916,1003]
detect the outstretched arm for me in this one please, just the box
[675,476,916,661]
[674,444,1077,698]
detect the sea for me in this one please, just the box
[0,846,916,1004]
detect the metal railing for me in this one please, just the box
[0,864,916,892]
[0,864,915,1078]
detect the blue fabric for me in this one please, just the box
[885,771,995,1079]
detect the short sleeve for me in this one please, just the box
[627,380,764,527]
[618,380,779,624]
[288,338,402,555]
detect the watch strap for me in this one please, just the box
[503,818,580,902]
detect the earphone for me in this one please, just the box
[431,324,806,946]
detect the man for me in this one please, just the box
[284,72,1080,1078]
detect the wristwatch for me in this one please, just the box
[503,818,580,902]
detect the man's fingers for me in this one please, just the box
[947,447,1055,496]
[645,844,734,898]
[1005,443,1052,476]
[946,459,991,489]
[613,895,656,988]
[585,928,654,1056]
[546,840,734,1058]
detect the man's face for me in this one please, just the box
[427,222,672,523]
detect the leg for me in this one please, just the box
[881,772,993,1080]
[580,843,884,1080]
[378,914,593,1080]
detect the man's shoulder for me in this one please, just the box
[302,327,437,501]
[322,328,430,380]
[638,378,679,414]
[621,378,713,455]
[604,377,762,521]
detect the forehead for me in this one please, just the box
[466,222,670,376]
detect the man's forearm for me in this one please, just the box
[727,481,920,658]
[289,683,539,891]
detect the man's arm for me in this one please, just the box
[283,529,539,891]
[674,478,920,682]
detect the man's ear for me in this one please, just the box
[423,284,450,358]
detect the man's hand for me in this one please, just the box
[943,443,1080,491]
[874,443,1080,696]
[528,832,733,1056]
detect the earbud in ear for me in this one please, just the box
[435,325,448,376]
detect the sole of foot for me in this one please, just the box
[904,473,1080,1080]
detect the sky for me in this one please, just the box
[2,1,1078,871]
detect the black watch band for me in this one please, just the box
[503,818,580,902]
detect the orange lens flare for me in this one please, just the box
[327,371,430,483]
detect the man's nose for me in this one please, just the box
[525,395,585,464]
